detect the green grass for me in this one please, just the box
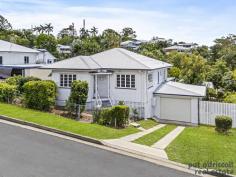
[137,119,158,129]
[0,103,140,140]
[133,125,177,146]
[166,126,236,174]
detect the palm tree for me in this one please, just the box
[68,23,77,36]
[79,28,89,38]
[45,23,53,35]
[90,26,98,37]
[40,24,46,34]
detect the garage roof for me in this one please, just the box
[154,81,206,97]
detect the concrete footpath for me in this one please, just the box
[120,124,166,142]
[102,139,168,159]
[152,126,185,149]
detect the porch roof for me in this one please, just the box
[42,48,172,70]
[154,81,206,97]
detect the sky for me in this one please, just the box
[1,0,236,45]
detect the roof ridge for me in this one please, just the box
[89,56,103,69]
[116,48,150,69]
[168,82,201,95]
[80,56,92,69]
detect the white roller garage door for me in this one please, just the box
[160,97,191,122]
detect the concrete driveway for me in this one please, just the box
[0,122,196,177]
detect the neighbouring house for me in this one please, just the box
[42,48,206,125]
[0,40,55,79]
[57,44,72,54]
[163,42,198,53]
[120,39,147,51]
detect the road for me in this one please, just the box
[0,122,196,177]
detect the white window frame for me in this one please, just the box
[147,72,153,88]
[116,74,135,89]
[60,74,77,88]
[24,56,29,64]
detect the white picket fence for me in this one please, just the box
[200,101,236,128]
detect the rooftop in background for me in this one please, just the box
[154,81,206,97]
[0,40,39,53]
[42,48,172,70]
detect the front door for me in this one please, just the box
[97,75,109,98]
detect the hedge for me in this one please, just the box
[94,105,130,128]
[6,75,41,93]
[23,80,57,111]
[215,115,232,133]
[0,82,17,103]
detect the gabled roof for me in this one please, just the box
[43,56,100,70]
[43,48,171,70]
[0,40,39,53]
[154,81,206,97]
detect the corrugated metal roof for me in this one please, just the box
[43,56,100,70]
[154,81,206,97]
[0,40,39,53]
[43,48,171,70]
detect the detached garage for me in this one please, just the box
[153,81,206,125]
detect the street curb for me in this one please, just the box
[0,115,103,145]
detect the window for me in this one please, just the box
[0,56,2,65]
[157,71,160,84]
[60,74,76,87]
[24,56,29,64]
[116,74,135,88]
[47,59,52,64]
[148,73,153,83]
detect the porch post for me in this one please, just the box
[95,74,98,101]
[108,74,110,98]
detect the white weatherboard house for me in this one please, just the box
[42,48,206,125]
[0,40,55,79]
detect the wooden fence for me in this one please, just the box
[200,101,236,128]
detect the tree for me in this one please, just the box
[73,37,102,55]
[58,23,77,38]
[0,15,12,31]
[121,27,136,41]
[66,80,88,117]
[138,42,166,60]
[167,52,208,84]
[101,29,121,49]
[36,34,57,54]
[44,23,53,35]
[90,26,98,37]
[79,27,89,38]
[207,59,229,89]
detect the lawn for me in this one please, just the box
[0,103,140,140]
[166,126,236,175]
[137,119,158,129]
[133,125,177,146]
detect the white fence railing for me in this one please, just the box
[200,101,236,128]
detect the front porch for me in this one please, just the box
[91,70,113,107]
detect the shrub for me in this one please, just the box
[23,80,57,111]
[93,108,112,125]
[5,75,22,85]
[93,105,130,128]
[215,115,232,133]
[110,105,129,128]
[66,80,88,116]
[0,82,17,103]
[6,75,41,93]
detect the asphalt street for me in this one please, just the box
[0,122,197,177]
